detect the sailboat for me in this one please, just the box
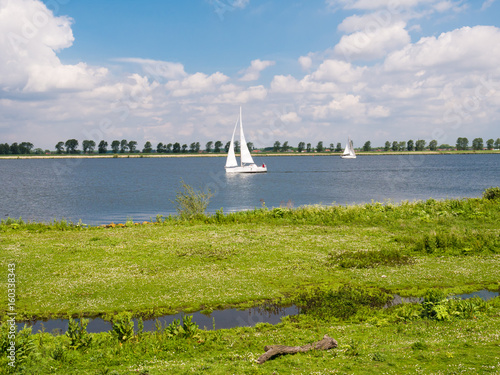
[341,137,356,159]
[225,107,267,173]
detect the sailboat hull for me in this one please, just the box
[225,164,267,173]
[340,155,356,159]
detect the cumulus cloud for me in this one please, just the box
[298,55,313,70]
[0,0,107,93]
[114,58,187,81]
[239,59,275,81]
[165,72,229,97]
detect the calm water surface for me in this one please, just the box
[1,154,499,225]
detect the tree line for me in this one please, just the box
[0,137,499,155]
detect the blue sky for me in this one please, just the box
[1,0,499,150]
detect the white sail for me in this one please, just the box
[225,117,238,168]
[238,106,255,165]
[341,137,356,159]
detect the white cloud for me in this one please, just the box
[334,21,410,61]
[311,60,366,83]
[165,72,229,97]
[384,26,500,72]
[481,0,495,10]
[114,58,187,80]
[239,59,275,81]
[298,55,313,70]
[0,0,107,93]
[280,112,301,123]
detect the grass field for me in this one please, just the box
[1,192,499,374]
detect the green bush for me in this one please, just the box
[111,312,135,343]
[67,317,92,349]
[173,179,213,220]
[483,186,500,200]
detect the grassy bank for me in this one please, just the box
[1,193,500,373]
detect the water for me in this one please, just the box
[1,154,499,225]
[19,290,499,334]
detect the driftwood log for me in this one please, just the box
[257,334,338,364]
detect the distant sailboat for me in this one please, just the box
[225,107,267,173]
[341,137,356,159]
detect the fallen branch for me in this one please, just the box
[257,334,338,364]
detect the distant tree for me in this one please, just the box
[281,141,289,152]
[82,140,96,154]
[406,140,414,151]
[415,140,426,151]
[9,143,19,154]
[181,144,188,153]
[173,142,181,153]
[128,141,137,153]
[495,138,500,149]
[98,140,108,154]
[486,138,494,150]
[472,138,484,151]
[335,142,342,152]
[224,141,230,153]
[456,137,469,150]
[120,139,128,153]
[391,141,398,152]
[34,148,44,154]
[429,140,438,151]
[384,141,391,152]
[111,140,120,153]
[65,139,79,154]
[247,142,253,152]
[205,141,213,153]
[234,141,240,153]
[0,143,9,154]
[55,142,64,154]
[297,142,305,153]
[329,143,334,151]
[19,142,34,154]
[156,142,165,153]
[143,141,153,153]
[189,142,197,153]
[398,141,406,151]
[273,141,281,152]
[363,141,371,152]
[214,141,223,153]
[306,143,312,152]
[195,142,200,153]
[316,141,324,152]
[166,143,172,153]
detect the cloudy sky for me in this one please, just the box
[1,0,499,150]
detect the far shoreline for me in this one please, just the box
[0,150,499,159]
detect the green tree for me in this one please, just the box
[156,142,165,153]
[55,141,64,154]
[384,141,390,152]
[281,141,289,152]
[391,141,398,152]
[429,140,438,151]
[273,141,281,152]
[329,143,334,151]
[19,142,34,154]
[456,137,469,150]
[181,144,188,153]
[205,141,213,153]
[9,143,19,154]
[166,143,172,153]
[173,142,181,153]
[65,139,79,154]
[415,140,426,151]
[398,141,406,151]
[495,138,500,149]
[214,141,223,153]
[82,140,96,153]
[472,138,484,151]
[363,141,371,152]
[297,142,305,153]
[98,140,108,154]
[407,140,414,151]
[335,142,342,152]
[143,141,152,153]
[316,141,324,152]
[128,141,137,153]
[486,138,494,150]
[0,143,9,154]
[111,140,120,153]
[224,141,230,153]
[189,142,197,153]
[234,141,240,153]
[120,139,128,153]
[306,143,312,152]
[247,142,253,152]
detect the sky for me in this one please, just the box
[1,0,499,150]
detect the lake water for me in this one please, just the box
[1,154,499,225]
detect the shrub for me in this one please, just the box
[111,312,135,343]
[483,186,500,200]
[173,179,213,220]
[66,317,92,349]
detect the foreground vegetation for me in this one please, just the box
[1,188,500,373]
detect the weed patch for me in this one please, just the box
[328,248,413,269]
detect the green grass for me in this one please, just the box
[1,195,500,373]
